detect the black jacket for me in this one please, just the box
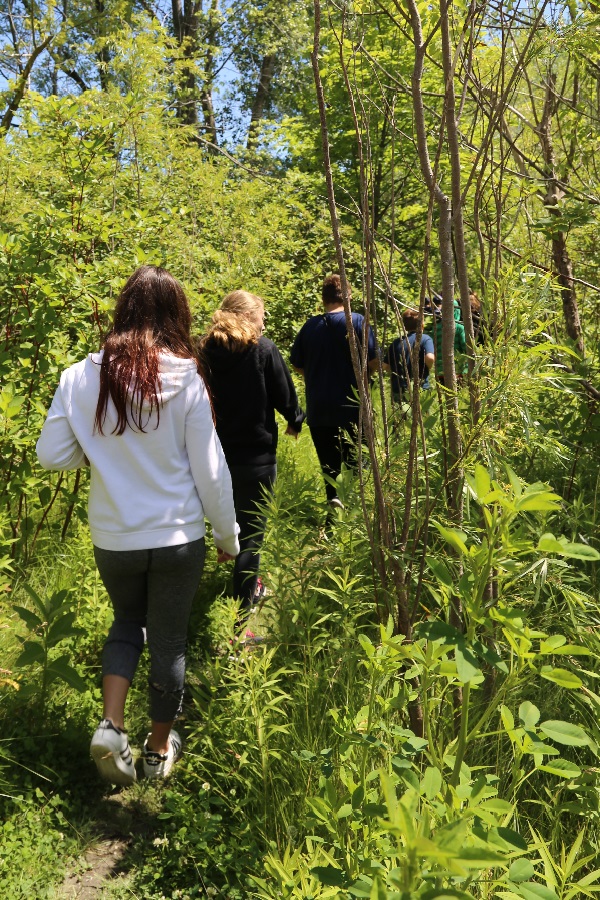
[201,335,305,468]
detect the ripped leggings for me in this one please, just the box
[94,539,206,723]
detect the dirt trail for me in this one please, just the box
[56,788,159,898]
[59,838,131,898]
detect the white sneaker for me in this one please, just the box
[90,719,136,786]
[143,730,182,780]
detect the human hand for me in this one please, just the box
[216,548,236,563]
[285,424,299,439]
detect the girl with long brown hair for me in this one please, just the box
[37,265,239,785]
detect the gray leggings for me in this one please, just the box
[94,539,206,723]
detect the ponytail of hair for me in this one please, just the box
[203,290,264,352]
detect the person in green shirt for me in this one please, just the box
[432,298,467,385]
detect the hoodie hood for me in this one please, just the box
[89,351,198,408]
[201,337,253,375]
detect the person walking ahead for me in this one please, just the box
[290,274,376,509]
[36,265,239,786]
[201,290,304,624]
[384,307,435,403]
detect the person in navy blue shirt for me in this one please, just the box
[384,307,435,403]
[290,274,377,509]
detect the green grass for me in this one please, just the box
[1,404,600,898]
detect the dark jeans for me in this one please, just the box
[94,539,206,722]
[230,464,276,611]
[309,424,357,503]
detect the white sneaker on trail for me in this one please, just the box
[90,719,136,787]
[143,730,182,780]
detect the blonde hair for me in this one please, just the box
[204,290,264,351]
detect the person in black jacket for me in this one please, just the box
[201,290,305,625]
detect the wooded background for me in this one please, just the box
[1,2,600,898]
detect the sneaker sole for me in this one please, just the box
[91,741,136,787]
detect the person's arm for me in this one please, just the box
[423,334,435,373]
[36,377,86,471]
[289,328,305,378]
[185,380,240,558]
[264,343,305,433]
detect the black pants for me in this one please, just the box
[230,464,276,610]
[309,424,357,503]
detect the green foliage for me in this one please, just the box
[13,583,87,711]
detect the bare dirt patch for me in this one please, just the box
[59,838,131,898]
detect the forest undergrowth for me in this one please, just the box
[2,355,600,899]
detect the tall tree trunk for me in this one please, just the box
[199,0,219,144]
[539,70,585,355]
[439,0,480,424]
[247,53,276,151]
[406,0,462,514]
[95,0,111,91]
[172,0,183,42]
[179,0,199,127]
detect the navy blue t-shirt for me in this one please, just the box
[385,331,434,394]
[290,310,376,427]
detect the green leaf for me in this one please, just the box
[537,534,600,560]
[519,701,540,728]
[369,876,387,900]
[474,464,492,499]
[426,556,454,588]
[539,634,567,652]
[352,785,365,809]
[420,766,442,799]
[455,847,506,866]
[13,605,43,631]
[515,493,561,512]
[497,827,528,850]
[538,758,581,778]
[22,583,47,616]
[549,644,590,656]
[421,892,475,900]
[46,656,87,692]
[540,667,582,689]
[511,882,559,900]
[501,705,515,732]
[455,644,481,683]
[15,641,45,667]
[348,884,372,898]
[539,720,590,747]
[415,620,461,643]
[311,866,347,887]
[433,522,469,555]
[509,860,536,883]
[505,463,523,498]
[46,612,81,648]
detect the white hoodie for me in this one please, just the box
[36,352,240,556]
